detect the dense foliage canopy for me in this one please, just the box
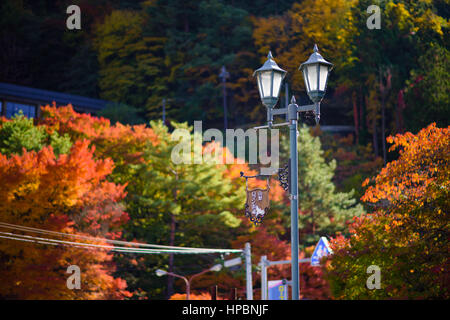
[325,124,449,299]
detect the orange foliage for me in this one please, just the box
[362,123,449,207]
[39,104,158,168]
[170,292,223,300]
[326,124,449,299]
[0,140,131,299]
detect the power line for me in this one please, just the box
[0,231,239,254]
[0,222,242,255]
[0,221,240,253]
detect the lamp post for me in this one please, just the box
[156,264,222,300]
[253,45,333,300]
[219,65,230,130]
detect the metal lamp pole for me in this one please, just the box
[288,99,300,300]
[253,46,333,300]
[265,97,318,300]
[158,271,191,300]
[156,264,222,300]
[219,65,230,130]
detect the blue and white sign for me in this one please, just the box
[268,280,288,300]
[311,237,333,266]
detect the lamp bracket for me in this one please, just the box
[296,104,316,113]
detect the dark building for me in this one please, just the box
[0,82,108,119]
[320,125,355,134]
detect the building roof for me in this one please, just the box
[320,125,355,133]
[0,82,108,111]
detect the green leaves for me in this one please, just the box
[405,44,450,132]
[0,112,72,157]
[280,125,364,247]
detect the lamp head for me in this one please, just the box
[155,269,167,277]
[299,44,333,103]
[253,51,287,109]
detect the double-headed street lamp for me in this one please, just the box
[156,264,222,300]
[253,44,333,300]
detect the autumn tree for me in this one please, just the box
[324,124,449,299]
[252,0,447,159]
[0,114,131,298]
[344,0,447,158]
[251,0,356,94]
[39,105,255,299]
[119,121,249,298]
[39,103,158,184]
[93,8,168,119]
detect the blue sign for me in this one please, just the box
[268,280,288,300]
[311,237,332,266]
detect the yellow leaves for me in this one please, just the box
[251,0,357,92]
[416,9,446,36]
[386,2,412,29]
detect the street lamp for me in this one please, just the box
[155,269,168,277]
[219,65,230,130]
[253,51,287,127]
[299,44,333,123]
[299,44,333,102]
[252,45,332,300]
[155,264,223,300]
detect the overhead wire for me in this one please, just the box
[0,221,239,252]
[0,222,243,255]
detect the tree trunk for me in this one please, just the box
[379,66,391,165]
[396,90,406,133]
[372,115,379,157]
[381,97,387,165]
[353,91,359,143]
[359,87,364,134]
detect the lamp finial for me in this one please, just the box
[291,95,296,104]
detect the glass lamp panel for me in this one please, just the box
[319,64,329,91]
[307,64,318,91]
[302,68,310,92]
[257,73,264,99]
[272,72,282,99]
[260,71,272,98]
